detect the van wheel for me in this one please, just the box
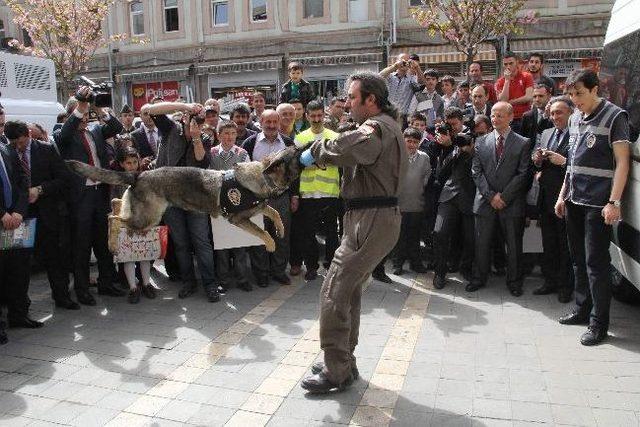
[611,266,640,305]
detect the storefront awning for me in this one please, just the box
[511,36,604,58]
[393,43,496,63]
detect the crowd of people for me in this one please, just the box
[0,52,632,347]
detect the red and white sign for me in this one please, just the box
[132,81,180,112]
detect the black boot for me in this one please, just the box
[301,371,353,393]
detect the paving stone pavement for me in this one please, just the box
[1,263,640,426]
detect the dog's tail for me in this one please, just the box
[66,160,137,186]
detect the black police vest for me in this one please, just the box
[219,172,263,216]
[566,100,626,207]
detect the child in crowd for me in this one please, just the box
[393,127,431,275]
[441,75,458,109]
[279,62,315,106]
[209,122,253,293]
[409,112,436,150]
[112,146,156,304]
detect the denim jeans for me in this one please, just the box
[163,207,216,291]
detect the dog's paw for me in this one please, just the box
[275,222,285,239]
[264,237,276,252]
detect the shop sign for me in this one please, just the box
[132,81,180,111]
[546,60,581,77]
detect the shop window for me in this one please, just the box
[212,0,229,26]
[250,0,267,22]
[164,0,179,32]
[303,0,324,19]
[348,0,368,23]
[130,1,145,36]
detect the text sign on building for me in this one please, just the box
[132,81,180,111]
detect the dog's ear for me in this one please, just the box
[263,158,282,175]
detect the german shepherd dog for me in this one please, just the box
[66,146,304,252]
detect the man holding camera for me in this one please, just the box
[432,107,476,289]
[58,86,125,306]
[380,53,427,127]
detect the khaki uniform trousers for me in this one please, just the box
[320,206,401,384]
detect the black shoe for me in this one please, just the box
[465,282,485,292]
[8,316,44,329]
[54,298,81,310]
[98,284,126,297]
[311,361,359,380]
[433,276,447,290]
[142,284,157,299]
[207,289,220,303]
[217,285,228,295]
[372,272,393,283]
[301,371,353,394]
[410,263,430,273]
[558,311,589,325]
[76,291,96,306]
[580,326,608,346]
[492,267,506,276]
[178,283,197,299]
[393,267,404,276]
[557,289,572,304]
[304,269,318,281]
[127,288,141,304]
[508,285,523,297]
[272,274,291,286]
[238,282,253,292]
[0,322,7,345]
[533,284,556,295]
[257,279,269,288]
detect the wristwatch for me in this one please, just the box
[608,200,621,208]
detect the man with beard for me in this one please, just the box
[298,72,407,393]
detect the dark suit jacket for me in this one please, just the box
[57,113,123,201]
[464,104,492,129]
[437,148,475,214]
[26,139,71,227]
[130,126,157,159]
[0,143,29,218]
[520,108,553,147]
[280,79,316,106]
[472,131,531,217]
[535,127,570,213]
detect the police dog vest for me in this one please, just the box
[566,100,626,207]
[220,171,263,216]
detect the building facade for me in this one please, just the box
[0,0,614,111]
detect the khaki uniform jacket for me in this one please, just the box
[310,113,407,199]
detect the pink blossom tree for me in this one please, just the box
[411,0,537,68]
[5,0,142,97]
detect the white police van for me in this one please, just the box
[0,51,64,133]
[603,0,640,301]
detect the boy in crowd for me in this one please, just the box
[393,127,431,275]
[210,121,253,293]
[280,62,315,106]
[441,75,458,109]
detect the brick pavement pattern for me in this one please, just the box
[1,264,640,426]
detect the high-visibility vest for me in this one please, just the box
[295,128,340,198]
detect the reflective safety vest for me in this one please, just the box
[566,100,626,207]
[295,128,340,198]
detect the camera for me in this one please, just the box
[75,76,112,108]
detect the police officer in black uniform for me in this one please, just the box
[555,69,631,346]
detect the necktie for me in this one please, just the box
[0,156,12,209]
[81,131,96,166]
[148,130,157,154]
[496,134,505,161]
[550,129,563,151]
[19,151,30,186]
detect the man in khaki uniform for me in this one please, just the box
[299,72,408,393]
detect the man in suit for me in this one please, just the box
[130,106,159,170]
[0,107,7,145]
[7,121,78,310]
[0,130,32,343]
[119,104,136,134]
[532,97,574,303]
[469,102,532,296]
[57,86,125,306]
[464,84,492,129]
[520,84,553,146]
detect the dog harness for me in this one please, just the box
[220,170,263,216]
